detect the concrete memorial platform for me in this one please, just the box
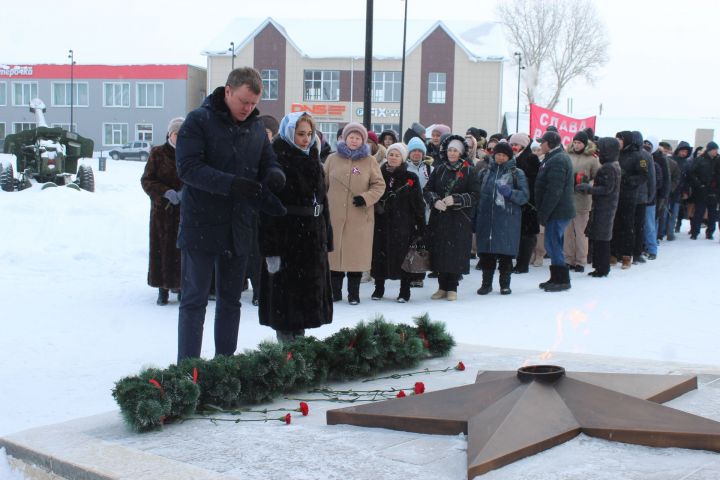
[3,345,720,480]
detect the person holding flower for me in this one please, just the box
[423,135,481,301]
[370,143,426,302]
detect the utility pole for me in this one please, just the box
[513,52,523,133]
[399,0,408,135]
[68,49,75,132]
[229,42,235,70]
[363,0,373,130]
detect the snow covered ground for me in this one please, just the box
[1,156,719,440]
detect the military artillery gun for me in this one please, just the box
[0,98,95,192]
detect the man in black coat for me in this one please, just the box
[535,131,576,292]
[688,141,720,239]
[175,67,286,362]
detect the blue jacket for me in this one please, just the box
[474,158,529,257]
[176,86,283,255]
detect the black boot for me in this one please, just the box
[156,288,169,305]
[347,272,361,305]
[544,265,571,292]
[476,269,494,295]
[331,271,344,302]
[397,278,411,303]
[538,268,556,289]
[371,278,385,300]
[499,271,512,295]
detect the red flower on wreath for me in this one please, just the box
[455,361,466,371]
[284,413,292,425]
[414,382,426,395]
[148,379,164,395]
[299,402,309,416]
[463,161,471,168]
[418,331,430,349]
[286,351,293,362]
[407,179,415,187]
[192,367,198,384]
[396,390,407,398]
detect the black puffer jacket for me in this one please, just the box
[688,152,719,203]
[515,146,540,235]
[584,137,621,241]
[616,131,649,204]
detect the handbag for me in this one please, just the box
[401,243,431,273]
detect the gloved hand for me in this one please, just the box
[266,256,281,274]
[442,195,454,206]
[163,189,180,205]
[496,183,512,198]
[434,199,447,211]
[231,176,262,200]
[353,195,366,207]
[264,169,286,193]
[575,183,593,194]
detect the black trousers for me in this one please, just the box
[438,273,461,292]
[612,198,636,257]
[514,234,537,272]
[633,204,647,257]
[480,253,514,272]
[592,240,611,275]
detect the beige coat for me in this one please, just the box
[567,142,601,213]
[324,152,386,272]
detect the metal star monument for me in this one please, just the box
[327,366,720,478]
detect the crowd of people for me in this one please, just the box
[139,67,719,362]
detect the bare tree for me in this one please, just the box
[496,0,609,110]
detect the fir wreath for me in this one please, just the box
[113,314,454,432]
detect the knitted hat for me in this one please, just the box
[167,117,185,135]
[573,131,589,147]
[707,141,719,152]
[540,131,562,149]
[546,125,559,133]
[386,142,408,161]
[492,141,514,158]
[411,122,426,137]
[508,133,530,148]
[447,139,465,154]
[342,122,368,143]
[407,137,427,154]
[489,133,504,143]
[367,131,379,144]
[466,127,487,141]
[431,124,451,136]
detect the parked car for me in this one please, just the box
[108,142,152,161]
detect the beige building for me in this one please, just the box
[202,17,505,146]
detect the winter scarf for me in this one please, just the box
[336,141,371,161]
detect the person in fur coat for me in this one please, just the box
[258,112,333,343]
[141,117,184,305]
[371,143,426,302]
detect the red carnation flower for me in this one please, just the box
[396,390,407,398]
[299,402,309,416]
[455,361,466,371]
[286,351,293,362]
[148,379,165,396]
[456,171,464,178]
[407,179,415,187]
[418,331,430,349]
[463,161,470,168]
[284,413,292,425]
[414,382,425,395]
[192,367,198,384]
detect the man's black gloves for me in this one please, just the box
[231,176,262,200]
[353,195,366,207]
[264,170,286,193]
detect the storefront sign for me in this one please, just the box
[529,104,596,145]
[355,107,400,118]
[0,65,33,77]
[291,103,346,117]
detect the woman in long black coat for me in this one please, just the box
[509,133,540,273]
[140,118,184,305]
[575,137,621,277]
[258,112,333,342]
[371,143,426,302]
[423,135,481,300]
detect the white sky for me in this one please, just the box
[3,0,718,120]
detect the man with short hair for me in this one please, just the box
[535,131,576,292]
[175,67,286,362]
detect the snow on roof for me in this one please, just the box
[202,17,506,62]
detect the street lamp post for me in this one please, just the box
[398,0,408,136]
[362,0,373,130]
[229,42,235,70]
[513,52,523,133]
[68,49,75,132]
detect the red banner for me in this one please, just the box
[529,104,596,145]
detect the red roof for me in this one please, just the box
[0,64,189,80]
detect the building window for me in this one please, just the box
[103,123,129,145]
[13,122,37,133]
[318,122,339,149]
[428,72,446,104]
[51,82,89,107]
[51,123,77,131]
[372,72,401,103]
[261,69,279,100]
[0,83,6,106]
[104,82,130,107]
[304,70,339,101]
[137,83,164,108]
[12,82,38,106]
[0,123,5,141]
[371,123,400,135]
[136,124,153,142]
